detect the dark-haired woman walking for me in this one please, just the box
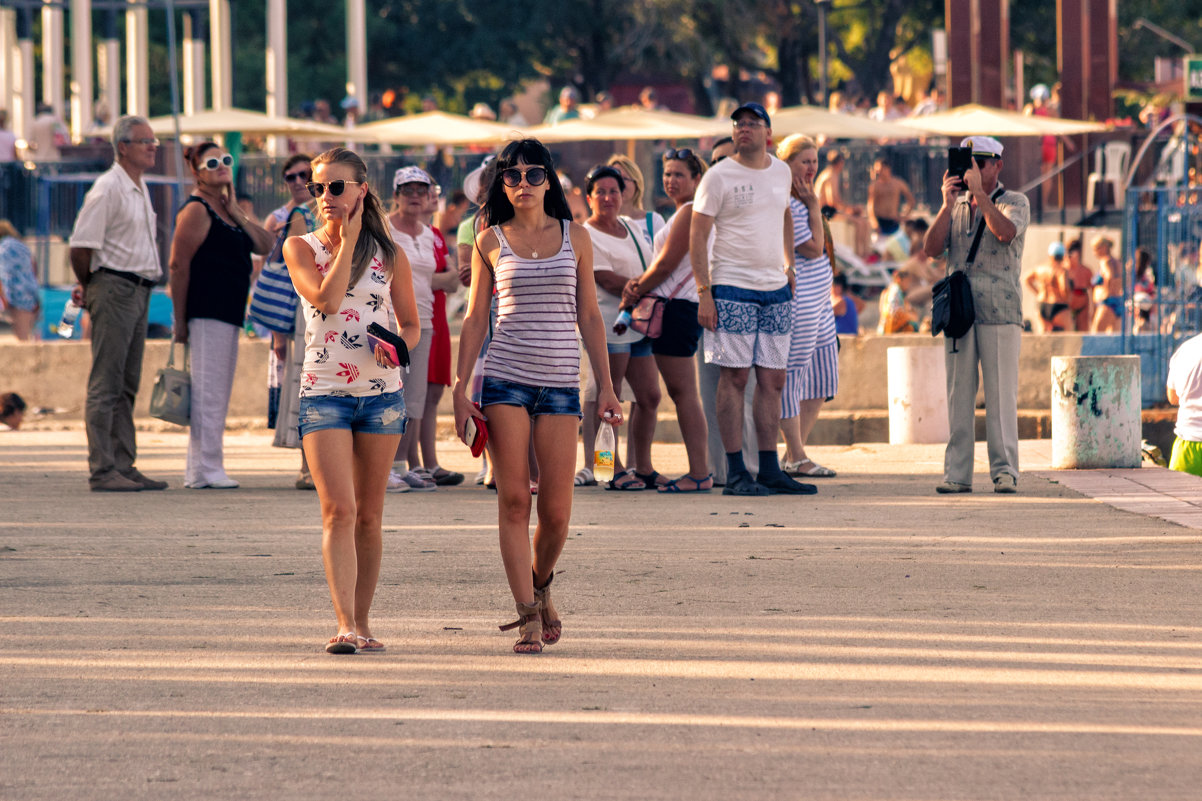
[453,139,621,654]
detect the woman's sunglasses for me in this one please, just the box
[663,148,695,162]
[306,180,362,198]
[500,167,547,187]
[198,153,234,171]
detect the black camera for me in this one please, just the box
[948,146,973,181]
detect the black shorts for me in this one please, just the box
[650,298,702,357]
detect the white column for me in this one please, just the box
[0,8,14,118]
[97,10,120,125]
[182,11,206,115]
[346,0,366,109]
[70,0,93,142]
[1051,356,1142,469]
[887,346,950,445]
[14,12,34,150]
[209,0,232,110]
[264,0,286,154]
[41,0,65,118]
[125,0,149,116]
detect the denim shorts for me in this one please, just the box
[297,390,407,438]
[480,376,581,417]
[607,336,652,357]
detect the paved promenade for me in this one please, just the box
[3,429,1202,799]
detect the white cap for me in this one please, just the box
[960,135,1003,158]
[393,165,434,190]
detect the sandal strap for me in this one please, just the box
[499,601,541,632]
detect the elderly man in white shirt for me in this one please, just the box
[68,115,168,492]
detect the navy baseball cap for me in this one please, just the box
[731,102,771,128]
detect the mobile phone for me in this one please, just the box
[464,412,488,457]
[365,322,410,368]
[948,146,973,181]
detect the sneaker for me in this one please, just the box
[400,470,436,492]
[474,466,488,485]
[756,473,818,495]
[935,481,972,494]
[722,472,773,497]
[993,474,1017,494]
[386,471,411,493]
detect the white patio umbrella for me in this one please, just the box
[95,107,367,141]
[897,104,1109,137]
[356,111,520,146]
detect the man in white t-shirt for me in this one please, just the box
[689,102,814,497]
[1166,332,1202,476]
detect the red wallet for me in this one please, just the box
[465,408,488,457]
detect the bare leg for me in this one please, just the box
[348,430,401,640]
[752,366,786,451]
[530,414,578,585]
[624,354,662,477]
[580,399,598,475]
[780,415,803,463]
[419,384,445,467]
[9,309,38,340]
[790,397,825,464]
[716,366,750,453]
[655,353,710,478]
[485,404,535,605]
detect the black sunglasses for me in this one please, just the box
[585,165,623,186]
[710,154,728,166]
[663,148,696,162]
[306,180,361,198]
[283,169,310,183]
[973,155,998,168]
[500,167,548,187]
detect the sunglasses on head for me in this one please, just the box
[500,166,548,187]
[198,153,234,171]
[283,169,310,183]
[663,148,695,162]
[306,180,361,198]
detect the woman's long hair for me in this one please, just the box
[311,148,396,288]
[480,139,572,228]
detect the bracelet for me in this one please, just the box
[696,284,710,294]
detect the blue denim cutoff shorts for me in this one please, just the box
[480,376,581,417]
[298,390,407,438]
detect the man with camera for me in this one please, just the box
[924,135,1029,494]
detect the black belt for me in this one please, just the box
[97,267,157,288]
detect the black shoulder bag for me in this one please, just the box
[931,187,1003,350]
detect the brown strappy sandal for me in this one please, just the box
[499,601,543,654]
[534,571,562,646]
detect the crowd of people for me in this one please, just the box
[34,102,1202,655]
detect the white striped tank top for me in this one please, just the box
[481,221,580,388]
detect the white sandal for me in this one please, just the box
[573,468,596,487]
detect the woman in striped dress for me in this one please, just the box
[777,134,839,478]
[453,139,621,654]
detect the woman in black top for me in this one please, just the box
[169,142,274,488]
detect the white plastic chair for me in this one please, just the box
[1086,141,1131,210]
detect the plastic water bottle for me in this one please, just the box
[612,308,633,335]
[57,299,83,338]
[594,420,616,483]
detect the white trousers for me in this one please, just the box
[943,323,1021,486]
[186,318,240,486]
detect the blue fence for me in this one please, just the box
[1120,185,1202,405]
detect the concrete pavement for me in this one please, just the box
[2,429,1202,799]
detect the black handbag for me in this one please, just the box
[931,187,1003,347]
